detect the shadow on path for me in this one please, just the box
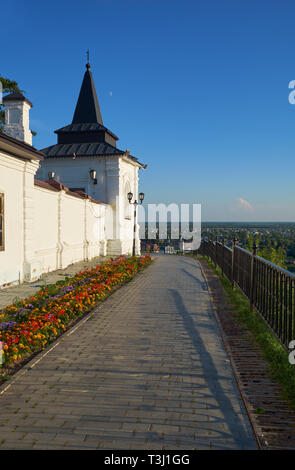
[181,268,208,290]
[169,288,256,448]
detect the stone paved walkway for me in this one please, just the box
[0,255,257,449]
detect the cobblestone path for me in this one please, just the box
[0,255,257,449]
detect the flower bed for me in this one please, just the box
[0,255,152,367]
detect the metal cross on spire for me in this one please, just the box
[86,49,90,70]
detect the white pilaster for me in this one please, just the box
[23,160,41,281]
[57,190,66,268]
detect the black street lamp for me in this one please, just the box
[128,191,144,256]
[89,169,97,184]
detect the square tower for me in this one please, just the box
[3,92,33,146]
[36,62,147,256]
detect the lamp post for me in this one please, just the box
[128,191,144,256]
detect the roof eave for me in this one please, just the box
[53,124,119,141]
[42,152,125,158]
[0,132,44,161]
[122,152,147,169]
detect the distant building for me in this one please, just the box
[165,246,175,254]
[179,239,194,252]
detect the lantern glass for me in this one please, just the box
[139,192,144,203]
[127,191,133,203]
[89,169,97,180]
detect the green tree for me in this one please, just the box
[258,238,272,261]
[244,232,259,252]
[247,235,287,269]
[270,242,287,269]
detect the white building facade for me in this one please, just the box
[0,63,146,287]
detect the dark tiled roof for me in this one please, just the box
[40,141,144,166]
[41,141,125,157]
[3,92,33,107]
[72,65,103,125]
[34,179,60,191]
[34,178,106,205]
[38,64,146,168]
[55,122,105,133]
[55,122,118,140]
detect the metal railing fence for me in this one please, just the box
[198,238,295,350]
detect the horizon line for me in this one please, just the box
[139,221,295,224]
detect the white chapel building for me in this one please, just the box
[0,62,146,288]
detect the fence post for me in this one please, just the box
[231,237,237,289]
[250,241,257,310]
[221,236,224,277]
[215,236,218,267]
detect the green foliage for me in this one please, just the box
[41,284,60,297]
[202,223,294,271]
[12,297,24,308]
[219,229,288,270]
[253,236,287,269]
[254,407,265,415]
[0,77,23,95]
[244,231,256,252]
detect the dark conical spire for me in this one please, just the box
[72,63,103,125]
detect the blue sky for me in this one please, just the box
[2,0,295,221]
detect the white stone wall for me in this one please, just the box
[0,151,107,288]
[36,154,142,256]
[32,186,107,278]
[36,156,108,202]
[119,157,140,255]
[0,151,26,287]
